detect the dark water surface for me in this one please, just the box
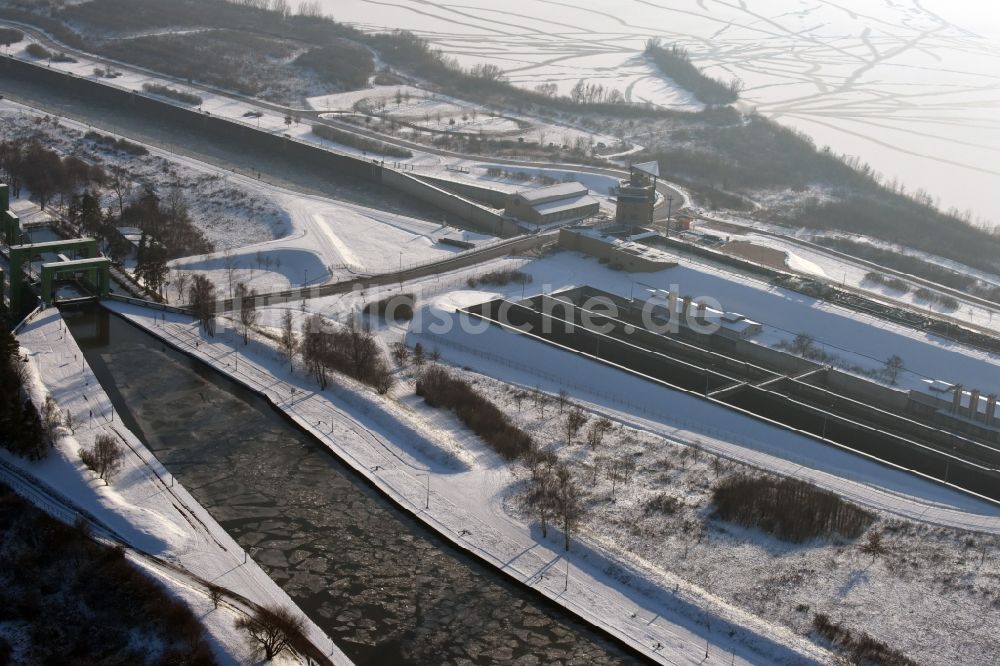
[63,306,637,665]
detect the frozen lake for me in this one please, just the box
[325,0,1000,227]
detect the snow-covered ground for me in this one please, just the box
[109,300,840,666]
[308,85,618,148]
[429,340,1000,666]
[165,188,495,301]
[106,280,1000,664]
[11,308,350,666]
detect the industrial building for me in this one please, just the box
[504,182,599,226]
[615,161,658,228]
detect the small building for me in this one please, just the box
[615,161,658,229]
[505,182,599,226]
[673,214,695,232]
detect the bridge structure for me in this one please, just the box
[1,184,20,246]
[7,237,109,312]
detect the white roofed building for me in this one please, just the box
[505,182,600,227]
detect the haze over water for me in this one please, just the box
[326,0,1000,228]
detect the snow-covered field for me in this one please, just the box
[325,0,1000,228]
[308,85,617,148]
[166,188,494,300]
[11,309,349,666]
[436,344,1000,666]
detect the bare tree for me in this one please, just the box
[235,282,258,345]
[208,584,224,610]
[391,341,409,367]
[223,250,239,299]
[80,433,125,484]
[565,407,587,446]
[172,268,189,304]
[552,465,585,551]
[188,274,216,336]
[412,342,425,367]
[280,310,298,371]
[108,164,133,218]
[527,462,556,538]
[301,314,330,390]
[345,318,378,380]
[557,389,569,414]
[882,355,904,385]
[234,604,305,662]
[586,417,613,449]
[42,396,63,441]
[606,455,637,501]
[860,530,888,563]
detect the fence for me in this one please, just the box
[109,293,192,316]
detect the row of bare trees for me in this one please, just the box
[299,314,394,394]
[0,140,107,210]
[415,363,590,550]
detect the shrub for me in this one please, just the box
[25,43,51,59]
[84,130,149,156]
[466,269,532,288]
[142,82,203,105]
[864,272,908,293]
[300,316,395,394]
[812,613,919,666]
[417,366,536,460]
[711,474,874,542]
[643,492,681,516]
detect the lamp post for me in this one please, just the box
[666,195,674,236]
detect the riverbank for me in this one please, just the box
[105,300,834,665]
[10,307,350,666]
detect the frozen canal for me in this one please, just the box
[63,305,638,666]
